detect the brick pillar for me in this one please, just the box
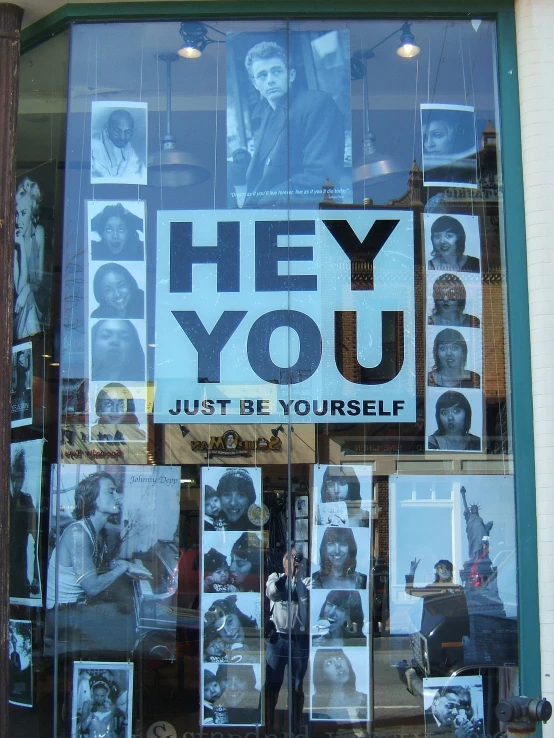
[0,3,23,732]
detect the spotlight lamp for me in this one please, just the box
[178,21,221,59]
[397,22,421,58]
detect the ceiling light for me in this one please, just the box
[397,23,421,58]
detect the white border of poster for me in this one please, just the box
[90,101,147,185]
[423,675,484,738]
[11,342,33,428]
[155,209,416,424]
[10,439,44,607]
[8,619,33,708]
[71,660,134,738]
[420,104,477,189]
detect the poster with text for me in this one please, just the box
[11,342,33,428]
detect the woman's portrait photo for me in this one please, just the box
[90,263,145,320]
[89,382,147,443]
[88,201,145,261]
[202,467,263,531]
[311,527,368,590]
[71,661,133,738]
[427,273,481,328]
[203,593,261,664]
[14,174,51,339]
[427,328,481,389]
[425,214,481,274]
[311,589,368,648]
[90,101,147,186]
[11,343,33,428]
[420,104,477,188]
[311,648,369,722]
[427,389,482,453]
[315,465,372,528]
[90,319,145,382]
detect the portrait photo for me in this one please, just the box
[71,660,133,738]
[310,525,371,590]
[421,104,477,189]
[89,261,145,320]
[426,271,482,329]
[424,213,481,274]
[10,439,44,607]
[202,530,262,594]
[310,588,369,648]
[88,381,148,443]
[423,675,484,738]
[8,619,33,708]
[202,591,262,666]
[87,200,145,262]
[202,466,263,531]
[226,30,352,209]
[11,342,33,428]
[46,464,181,655]
[426,326,482,390]
[426,388,483,453]
[310,647,370,722]
[89,318,146,383]
[202,663,262,726]
[313,464,373,528]
[90,101,147,185]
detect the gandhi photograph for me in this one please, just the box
[226,31,352,208]
[91,102,147,185]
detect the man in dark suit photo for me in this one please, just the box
[242,41,345,208]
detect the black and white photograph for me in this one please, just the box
[310,526,370,590]
[89,319,146,383]
[226,30,352,208]
[427,272,482,328]
[424,213,481,274]
[71,660,133,738]
[11,342,33,428]
[295,495,309,518]
[421,104,477,189]
[203,663,262,726]
[88,381,148,443]
[88,200,145,262]
[202,466,263,531]
[46,464,180,655]
[90,261,145,320]
[427,327,482,390]
[423,675,484,738]
[310,647,369,722]
[426,388,482,453]
[90,101,147,185]
[310,589,369,648]
[203,592,262,665]
[14,161,56,339]
[203,530,262,594]
[314,464,372,527]
[10,439,43,606]
[8,619,33,708]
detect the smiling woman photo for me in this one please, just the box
[428,216,480,273]
[311,527,367,590]
[427,390,481,452]
[91,263,144,319]
[428,329,480,389]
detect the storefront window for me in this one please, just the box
[10,17,519,738]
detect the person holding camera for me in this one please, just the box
[265,547,310,731]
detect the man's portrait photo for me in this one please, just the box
[226,31,352,209]
[423,676,484,738]
[421,104,478,189]
[91,102,147,185]
[10,440,43,607]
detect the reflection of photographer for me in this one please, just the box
[265,548,309,731]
